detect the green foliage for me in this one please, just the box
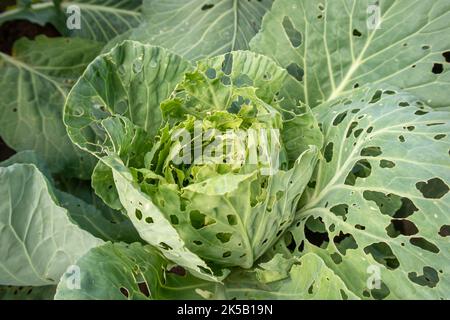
[0,0,448,300]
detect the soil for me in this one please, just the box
[0,138,15,162]
[0,0,16,13]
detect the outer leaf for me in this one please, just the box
[55,242,219,300]
[0,164,102,286]
[0,150,51,181]
[0,151,140,243]
[64,41,193,210]
[0,285,56,300]
[119,0,273,61]
[0,1,142,43]
[251,0,450,109]
[56,190,142,243]
[224,253,358,300]
[61,0,142,43]
[284,85,450,299]
[64,40,193,154]
[0,36,102,178]
[0,1,64,30]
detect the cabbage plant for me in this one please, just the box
[0,0,449,300]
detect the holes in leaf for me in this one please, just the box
[286,63,304,82]
[371,282,390,300]
[355,224,366,230]
[331,252,342,264]
[308,282,314,294]
[227,215,238,225]
[145,217,154,224]
[193,240,202,246]
[282,16,302,47]
[415,110,428,116]
[363,191,418,218]
[159,242,173,250]
[439,225,449,237]
[197,266,212,275]
[426,122,445,127]
[119,287,129,298]
[360,146,382,157]
[135,209,142,220]
[298,240,305,252]
[190,210,216,229]
[285,232,296,252]
[432,63,443,74]
[353,29,362,37]
[369,90,382,103]
[324,142,334,162]
[346,121,358,138]
[398,135,405,143]
[408,267,439,288]
[399,102,410,107]
[416,178,449,199]
[345,159,372,186]
[422,45,430,50]
[363,242,400,270]
[354,128,363,138]
[380,159,395,169]
[410,237,439,253]
[170,215,179,225]
[234,74,253,87]
[216,232,232,243]
[386,219,419,238]
[330,204,348,221]
[333,232,358,255]
[443,51,450,63]
[340,290,348,300]
[308,180,317,189]
[222,251,232,258]
[221,53,233,75]
[220,75,231,86]
[169,266,186,276]
[333,111,348,126]
[201,4,214,10]
[434,134,446,140]
[305,217,329,249]
[205,67,216,79]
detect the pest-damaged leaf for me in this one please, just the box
[105,0,273,61]
[224,253,358,299]
[0,36,102,178]
[251,0,450,109]
[281,85,450,299]
[55,242,220,300]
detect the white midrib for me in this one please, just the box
[231,0,239,51]
[0,51,67,97]
[327,3,397,102]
